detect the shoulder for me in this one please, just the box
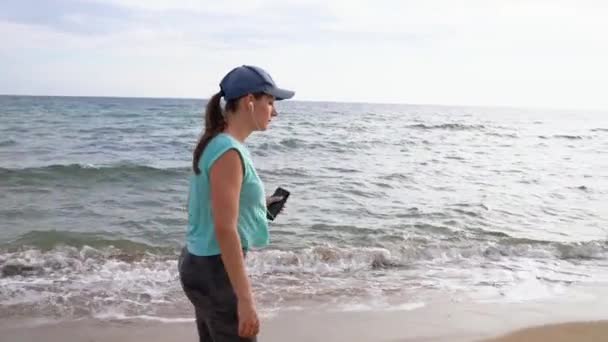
[202,134,246,172]
[204,134,239,157]
[207,133,235,150]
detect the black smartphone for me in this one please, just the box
[266,187,290,221]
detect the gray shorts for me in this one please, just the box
[179,248,256,342]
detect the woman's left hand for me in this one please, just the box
[266,196,286,213]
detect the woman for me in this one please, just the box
[179,65,294,341]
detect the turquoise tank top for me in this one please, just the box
[186,133,269,256]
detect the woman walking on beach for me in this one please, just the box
[178,65,294,341]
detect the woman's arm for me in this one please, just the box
[209,149,258,337]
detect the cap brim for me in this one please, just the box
[265,87,295,101]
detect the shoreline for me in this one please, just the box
[1,317,606,342]
[2,289,608,342]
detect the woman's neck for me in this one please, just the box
[223,121,252,143]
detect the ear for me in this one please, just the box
[245,94,255,112]
[237,94,254,110]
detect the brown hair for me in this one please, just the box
[192,92,265,174]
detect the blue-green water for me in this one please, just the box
[1,95,607,320]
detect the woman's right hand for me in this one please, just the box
[237,298,260,338]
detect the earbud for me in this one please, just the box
[248,102,261,131]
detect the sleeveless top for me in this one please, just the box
[186,133,269,256]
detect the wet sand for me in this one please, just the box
[2,290,608,342]
[2,316,607,342]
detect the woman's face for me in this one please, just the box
[250,94,277,131]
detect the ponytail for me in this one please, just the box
[192,91,265,174]
[192,92,225,174]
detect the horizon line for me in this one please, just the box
[1,93,606,113]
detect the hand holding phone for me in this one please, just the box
[266,187,290,221]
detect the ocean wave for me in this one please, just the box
[539,135,585,140]
[555,241,608,260]
[0,243,398,279]
[0,163,187,185]
[400,231,608,262]
[279,137,307,148]
[0,245,181,319]
[1,236,606,319]
[3,230,174,255]
[248,246,400,275]
[92,313,194,323]
[322,166,362,174]
[332,301,426,313]
[257,167,311,178]
[254,138,350,153]
[0,245,406,319]
[0,139,17,147]
[5,236,604,283]
[485,132,518,138]
[553,134,584,140]
[4,229,607,276]
[405,123,486,131]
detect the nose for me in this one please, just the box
[272,108,278,117]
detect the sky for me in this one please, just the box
[1,0,607,110]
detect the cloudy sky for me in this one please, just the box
[1,0,607,109]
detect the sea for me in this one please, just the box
[1,95,607,322]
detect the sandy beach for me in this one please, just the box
[2,288,608,342]
[1,316,607,342]
[485,321,608,342]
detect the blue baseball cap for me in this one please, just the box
[219,65,295,101]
